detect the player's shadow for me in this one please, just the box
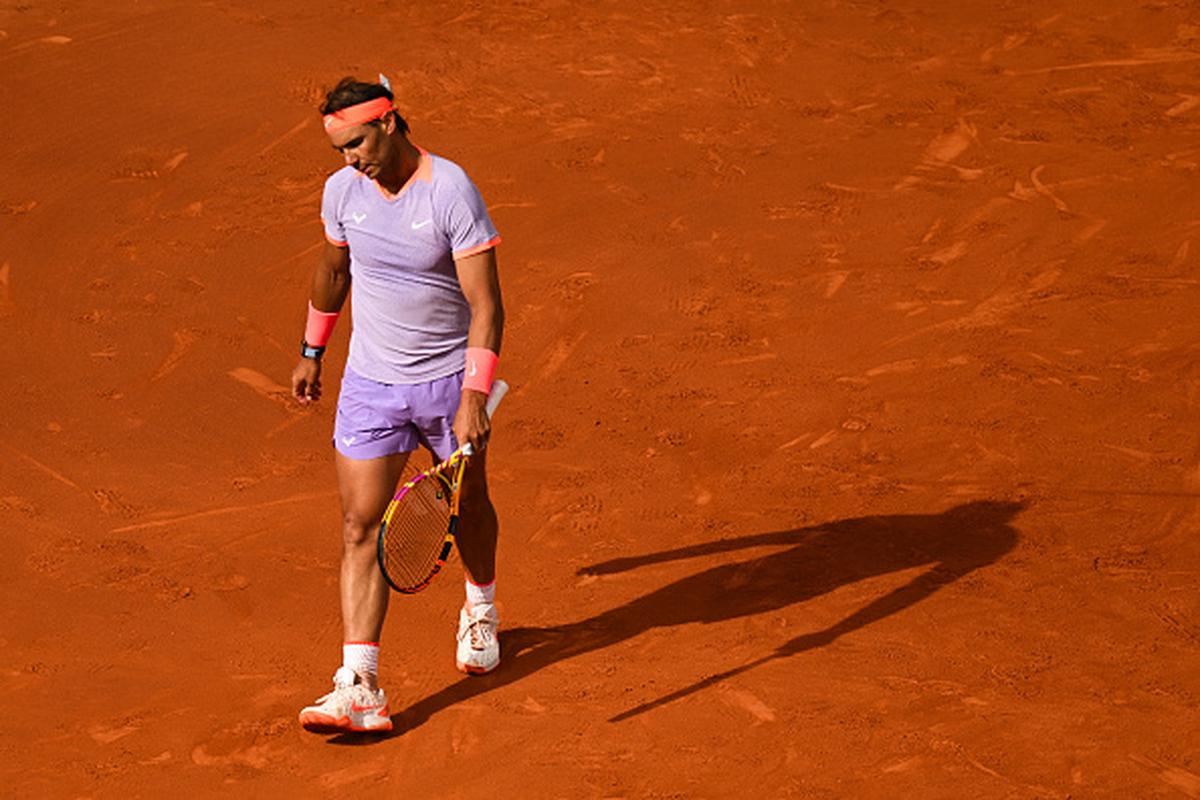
[329,499,1021,743]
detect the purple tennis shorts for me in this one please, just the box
[333,367,463,461]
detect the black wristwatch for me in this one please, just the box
[300,340,326,360]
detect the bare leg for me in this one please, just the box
[335,450,410,688]
[455,449,498,588]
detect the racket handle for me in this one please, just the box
[485,379,509,417]
[462,379,509,457]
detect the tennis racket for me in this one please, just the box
[375,380,509,594]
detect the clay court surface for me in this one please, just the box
[4,0,1200,796]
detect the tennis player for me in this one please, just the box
[291,77,505,733]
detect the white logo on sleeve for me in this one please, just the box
[341,435,358,446]
[411,219,432,230]
[352,212,367,224]
[468,360,478,377]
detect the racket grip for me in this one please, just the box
[485,379,509,417]
[462,379,509,458]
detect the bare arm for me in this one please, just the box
[311,240,352,312]
[452,247,504,451]
[291,241,352,404]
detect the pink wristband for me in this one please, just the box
[463,347,499,394]
[304,302,340,346]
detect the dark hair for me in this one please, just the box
[320,77,409,134]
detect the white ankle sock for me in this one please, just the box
[343,641,379,680]
[465,577,495,607]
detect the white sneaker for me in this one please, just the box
[456,603,500,675]
[299,666,393,732]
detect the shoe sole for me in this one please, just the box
[456,659,499,675]
[299,710,393,733]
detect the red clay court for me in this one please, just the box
[2,1,1199,797]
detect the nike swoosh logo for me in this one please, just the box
[350,701,388,714]
[342,436,357,446]
[468,361,477,377]
[411,219,432,230]
[352,212,367,224]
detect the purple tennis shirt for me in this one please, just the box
[320,148,500,384]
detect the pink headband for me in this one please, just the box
[322,97,394,133]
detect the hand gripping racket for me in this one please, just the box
[375,380,508,593]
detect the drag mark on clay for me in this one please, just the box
[885,267,1063,346]
[937,738,1069,798]
[1101,444,1162,463]
[533,332,587,383]
[528,513,568,544]
[191,735,273,769]
[920,120,976,165]
[865,359,920,377]
[923,240,969,266]
[1074,218,1107,243]
[163,151,188,173]
[717,352,777,365]
[1107,273,1200,287]
[265,414,311,438]
[152,330,198,381]
[1130,754,1200,798]
[1151,603,1200,645]
[4,446,80,490]
[450,703,485,755]
[920,217,944,244]
[716,684,777,723]
[319,760,391,790]
[824,271,849,298]
[777,432,813,451]
[272,241,322,274]
[109,490,338,533]
[1170,240,1190,270]
[894,119,979,190]
[882,756,925,773]
[92,488,137,517]
[88,723,139,745]
[0,262,12,316]
[1166,94,1200,118]
[228,367,294,408]
[7,35,72,52]
[1030,166,1069,212]
[980,33,1028,63]
[841,355,970,384]
[809,429,838,449]
[257,118,310,158]
[1008,49,1200,75]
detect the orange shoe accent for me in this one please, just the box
[299,710,351,732]
[350,700,388,714]
[299,708,393,733]
[456,659,497,676]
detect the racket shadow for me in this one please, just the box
[330,499,1021,742]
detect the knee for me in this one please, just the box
[341,512,377,549]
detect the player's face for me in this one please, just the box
[329,116,395,179]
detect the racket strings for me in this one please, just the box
[379,470,456,590]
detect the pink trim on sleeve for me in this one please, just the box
[453,235,502,260]
[324,232,348,247]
